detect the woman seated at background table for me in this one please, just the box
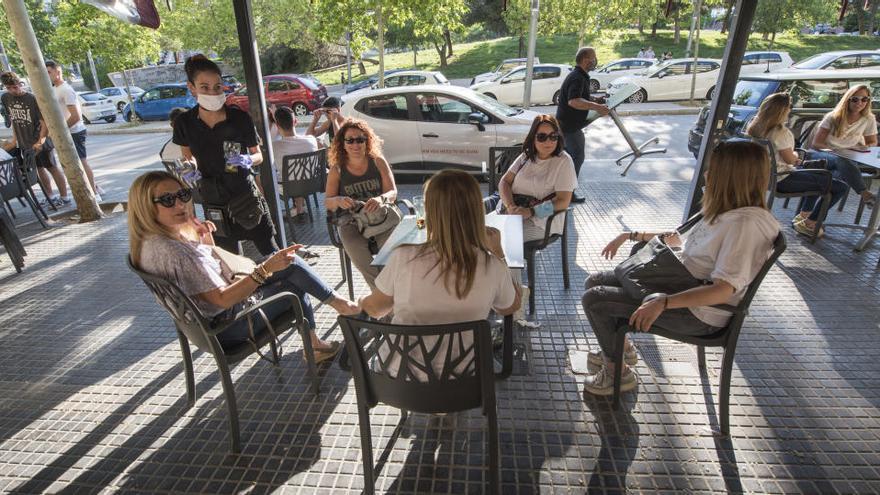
[359,169,521,381]
[581,140,779,396]
[746,92,848,238]
[129,171,359,361]
[324,119,399,290]
[808,84,877,208]
[497,114,577,243]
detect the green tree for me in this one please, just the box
[753,0,837,47]
[408,0,468,68]
[0,0,56,72]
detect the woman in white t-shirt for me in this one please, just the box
[808,84,878,208]
[581,141,779,396]
[498,114,578,242]
[746,92,848,238]
[359,170,521,380]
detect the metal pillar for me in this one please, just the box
[345,31,352,87]
[231,0,286,247]
[522,0,539,108]
[376,5,385,89]
[684,0,758,220]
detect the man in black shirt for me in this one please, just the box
[555,47,608,203]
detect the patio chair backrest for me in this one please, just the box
[337,316,495,415]
[488,146,522,194]
[126,255,216,351]
[0,158,24,202]
[280,149,327,200]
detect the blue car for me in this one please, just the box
[122,83,196,122]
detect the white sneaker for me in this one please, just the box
[583,365,638,396]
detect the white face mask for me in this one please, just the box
[197,93,226,112]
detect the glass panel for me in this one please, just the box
[416,93,474,123]
[859,54,880,69]
[790,80,849,108]
[829,56,859,70]
[731,80,778,107]
[363,94,409,120]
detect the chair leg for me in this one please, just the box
[22,192,49,229]
[718,346,736,436]
[486,402,500,495]
[305,194,314,223]
[300,324,320,396]
[215,356,242,453]
[813,192,831,244]
[5,200,16,219]
[526,251,536,315]
[782,197,790,209]
[27,184,51,217]
[357,404,376,495]
[345,252,355,301]
[269,338,280,366]
[561,231,570,290]
[177,331,196,408]
[697,345,707,372]
[338,247,347,283]
[611,329,626,410]
[838,188,848,212]
[855,197,866,225]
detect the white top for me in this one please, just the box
[272,134,320,178]
[819,112,878,149]
[374,244,516,381]
[509,152,578,236]
[54,82,87,134]
[645,50,655,60]
[680,207,779,327]
[765,126,796,177]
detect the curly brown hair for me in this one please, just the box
[328,118,384,168]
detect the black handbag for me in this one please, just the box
[226,185,267,230]
[613,231,708,301]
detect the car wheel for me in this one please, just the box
[104,116,116,123]
[292,102,308,116]
[589,79,600,93]
[484,92,497,100]
[627,88,647,104]
[706,86,716,100]
[82,115,91,125]
[552,90,561,105]
[117,102,126,112]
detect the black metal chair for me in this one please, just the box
[524,207,572,315]
[19,149,57,212]
[279,149,328,241]
[337,315,500,495]
[0,157,49,229]
[0,200,26,273]
[127,256,321,453]
[609,231,787,437]
[488,146,521,194]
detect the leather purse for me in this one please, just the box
[348,201,402,239]
[226,182,267,230]
[613,236,708,300]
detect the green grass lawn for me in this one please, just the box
[314,29,880,84]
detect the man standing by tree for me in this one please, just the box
[45,60,102,201]
[1,71,70,206]
[555,47,608,203]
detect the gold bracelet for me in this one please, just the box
[249,271,265,285]
[255,263,271,280]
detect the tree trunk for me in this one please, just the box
[868,0,879,35]
[721,0,733,34]
[358,60,366,75]
[651,18,658,37]
[637,15,644,34]
[853,1,866,34]
[444,29,453,57]
[673,3,681,43]
[769,30,776,50]
[761,31,769,40]
[518,35,525,57]
[434,41,448,69]
[412,45,418,68]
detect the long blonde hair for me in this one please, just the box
[128,171,194,266]
[746,93,790,140]
[827,84,873,138]
[702,140,769,223]
[420,169,492,299]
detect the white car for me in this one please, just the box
[373,70,450,89]
[790,49,880,70]
[740,51,794,74]
[606,58,722,103]
[470,57,540,86]
[589,58,657,92]
[341,85,538,176]
[469,64,572,106]
[98,86,145,113]
[77,91,117,124]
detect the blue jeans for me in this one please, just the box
[215,255,333,348]
[563,128,585,178]
[776,172,848,221]
[806,151,867,194]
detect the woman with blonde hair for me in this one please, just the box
[359,169,521,380]
[325,118,399,290]
[809,84,877,209]
[746,92,847,237]
[129,171,359,359]
[581,141,779,396]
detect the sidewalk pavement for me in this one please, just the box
[1,176,879,493]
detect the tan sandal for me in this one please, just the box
[308,341,341,364]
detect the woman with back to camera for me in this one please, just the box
[746,92,848,237]
[129,171,360,361]
[359,169,521,380]
[172,54,277,255]
[581,141,779,396]
[324,118,399,290]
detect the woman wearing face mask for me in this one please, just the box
[172,54,278,255]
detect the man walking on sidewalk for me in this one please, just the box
[1,71,70,206]
[45,60,102,201]
[556,47,609,203]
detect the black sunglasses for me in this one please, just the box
[849,96,871,103]
[152,188,193,208]
[535,132,560,143]
[344,137,367,144]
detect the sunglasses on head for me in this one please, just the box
[535,132,559,143]
[849,96,871,103]
[152,188,193,208]
[344,137,367,145]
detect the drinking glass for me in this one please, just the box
[413,195,425,229]
[223,140,241,173]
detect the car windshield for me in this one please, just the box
[792,53,839,69]
[79,92,106,102]
[472,92,522,117]
[731,80,780,107]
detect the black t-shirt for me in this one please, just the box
[1,92,44,148]
[555,66,592,133]
[172,105,259,189]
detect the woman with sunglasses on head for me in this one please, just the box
[746,92,848,237]
[498,114,578,243]
[808,85,878,213]
[129,171,359,360]
[325,119,398,290]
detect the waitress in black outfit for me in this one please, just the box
[173,54,278,255]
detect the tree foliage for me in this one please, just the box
[0,0,56,72]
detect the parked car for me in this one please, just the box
[99,86,145,112]
[606,58,722,103]
[77,91,117,124]
[345,69,408,93]
[221,75,241,93]
[686,69,880,157]
[589,58,657,92]
[739,51,794,74]
[341,85,538,176]
[789,50,880,70]
[469,64,572,106]
[225,74,328,116]
[470,57,540,86]
[372,70,450,88]
[122,83,196,122]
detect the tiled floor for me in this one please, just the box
[1,179,879,494]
